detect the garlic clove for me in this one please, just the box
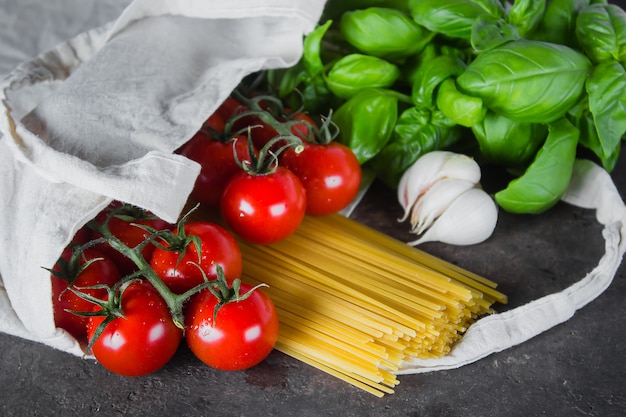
[397,151,482,222]
[407,188,498,246]
[409,178,477,235]
[397,151,448,221]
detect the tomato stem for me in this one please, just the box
[86,205,201,331]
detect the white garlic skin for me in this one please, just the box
[407,188,498,246]
[397,151,481,221]
[409,178,477,235]
[397,150,498,246]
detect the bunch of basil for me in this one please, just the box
[267,0,626,214]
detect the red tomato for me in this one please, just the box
[94,203,171,276]
[202,111,226,133]
[150,222,242,294]
[179,132,253,207]
[184,283,279,371]
[174,111,225,155]
[220,167,306,244]
[51,248,121,341]
[214,97,247,122]
[87,281,182,377]
[281,141,362,216]
[232,103,314,153]
[287,111,316,142]
[68,225,93,247]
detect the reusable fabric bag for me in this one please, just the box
[0,0,625,373]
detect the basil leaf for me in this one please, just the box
[508,0,546,37]
[340,7,434,60]
[535,0,590,47]
[367,107,462,188]
[457,39,592,123]
[495,118,579,214]
[410,0,505,40]
[471,111,547,167]
[586,60,626,162]
[471,15,520,52]
[570,103,621,172]
[576,3,626,64]
[303,21,332,76]
[436,78,486,127]
[334,89,399,164]
[412,54,466,109]
[326,54,400,99]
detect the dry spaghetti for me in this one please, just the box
[195,209,506,397]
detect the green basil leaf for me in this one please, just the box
[303,21,332,76]
[508,0,546,37]
[576,3,626,64]
[334,88,399,163]
[268,63,311,99]
[326,54,400,99]
[367,107,462,187]
[410,0,505,39]
[340,7,434,59]
[534,0,591,47]
[436,78,486,127]
[412,54,466,109]
[471,15,520,52]
[471,111,547,166]
[495,118,579,214]
[322,0,410,21]
[586,60,626,160]
[574,107,621,172]
[457,39,592,123]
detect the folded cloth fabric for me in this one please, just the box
[0,0,326,356]
[0,0,624,376]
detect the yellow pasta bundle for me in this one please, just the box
[229,214,507,397]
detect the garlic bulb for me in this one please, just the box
[409,178,476,235]
[407,188,498,246]
[397,150,481,221]
[397,151,498,246]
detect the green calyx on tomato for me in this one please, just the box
[71,276,140,353]
[201,265,265,323]
[48,245,121,341]
[149,206,204,269]
[88,204,213,330]
[185,266,279,371]
[225,92,307,175]
[150,213,243,295]
[86,280,182,377]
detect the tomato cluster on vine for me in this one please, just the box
[49,87,362,378]
[176,91,362,245]
[50,202,278,376]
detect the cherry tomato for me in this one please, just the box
[214,97,247,122]
[231,102,314,153]
[185,283,279,371]
[175,111,225,155]
[94,203,171,276]
[220,167,306,244]
[287,111,316,142]
[179,132,254,207]
[68,225,93,247]
[150,222,242,294]
[281,141,362,216]
[86,281,182,377]
[51,248,121,341]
